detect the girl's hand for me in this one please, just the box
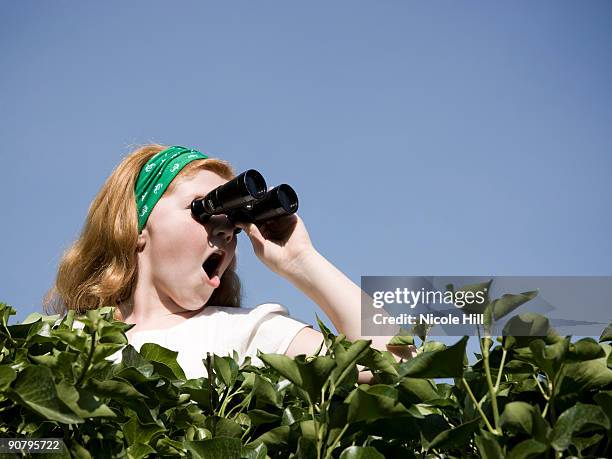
[236,214,316,277]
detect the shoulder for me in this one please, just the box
[206,303,310,337]
[205,303,292,324]
[240,303,312,358]
[244,302,292,317]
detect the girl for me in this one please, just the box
[44,144,414,381]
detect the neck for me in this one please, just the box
[118,285,203,327]
[122,253,205,327]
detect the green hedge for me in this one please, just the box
[0,296,611,458]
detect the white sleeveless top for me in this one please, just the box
[106,303,310,379]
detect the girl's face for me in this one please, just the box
[137,169,238,311]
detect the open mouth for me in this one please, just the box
[202,251,225,279]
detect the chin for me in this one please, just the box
[178,295,209,311]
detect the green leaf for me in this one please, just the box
[56,381,116,418]
[121,416,165,445]
[492,290,538,320]
[248,409,280,426]
[98,323,129,344]
[295,436,318,458]
[397,377,438,403]
[325,400,349,447]
[52,328,88,353]
[257,353,302,385]
[252,374,280,408]
[529,337,569,380]
[398,336,468,378]
[184,425,212,441]
[454,280,492,314]
[474,430,504,459]
[118,345,155,378]
[298,419,317,440]
[571,433,605,453]
[296,354,337,401]
[204,416,244,438]
[0,365,17,391]
[0,301,17,337]
[9,366,83,423]
[339,446,385,459]
[185,437,242,459]
[30,349,78,383]
[500,401,535,435]
[411,321,432,342]
[156,436,189,456]
[234,412,251,429]
[427,418,480,450]
[85,378,148,400]
[330,339,371,389]
[241,442,267,459]
[503,313,551,349]
[21,312,52,325]
[357,348,399,376]
[567,337,605,361]
[421,341,446,353]
[387,332,414,346]
[599,323,612,342]
[70,441,93,459]
[593,391,612,420]
[126,442,156,459]
[139,343,186,380]
[92,343,126,364]
[507,439,548,459]
[316,313,336,350]
[258,352,336,402]
[213,354,238,387]
[345,386,414,423]
[281,406,306,426]
[557,343,612,394]
[182,386,216,410]
[250,425,290,449]
[551,402,610,451]
[213,354,231,385]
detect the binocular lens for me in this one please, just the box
[248,184,298,223]
[220,169,266,208]
[244,171,267,199]
[276,184,299,213]
[192,169,267,221]
[191,170,298,227]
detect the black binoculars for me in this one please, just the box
[190,169,299,230]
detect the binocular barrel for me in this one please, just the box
[191,169,267,220]
[191,169,299,225]
[228,184,299,224]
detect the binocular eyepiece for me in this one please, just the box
[191,169,299,228]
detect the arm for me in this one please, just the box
[281,248,416,359]
[237,215,417,368]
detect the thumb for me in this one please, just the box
[236,222,265,246]
[236,222,267,257]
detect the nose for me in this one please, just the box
[209,216,237,244]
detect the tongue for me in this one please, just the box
[208,274,221,288]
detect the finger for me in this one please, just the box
[235,222,266,247]
[260,216,296,240]
[235,222,256,236]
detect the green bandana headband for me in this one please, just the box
[135,145,208,232]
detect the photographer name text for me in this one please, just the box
[373,313,484,326]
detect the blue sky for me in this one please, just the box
[1,1,610,358]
